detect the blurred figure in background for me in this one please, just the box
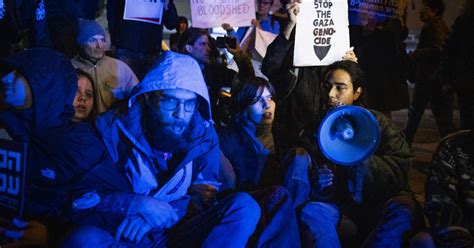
[170,16,188,52]
[441,0,474,129]
[404,0,454,145]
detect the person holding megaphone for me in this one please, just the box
[284,60,424,247]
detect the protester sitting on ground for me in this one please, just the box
[71,19,138,114]
[218,77,300,247]
[284,60,423,247]
[62,51,261,247]
[178,27,255,125]
[0,48,125,247]
[410,129,474,248]
[261,0,357,152]
[73,69,97,122]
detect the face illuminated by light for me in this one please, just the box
[186,35,210,64]
[1,70,32,109]
[82,34,106,61]
[147,88,198,136]
[324,69,362,107]
[257,0,273,17]
[73,75,94,122]
[245,87,275,125]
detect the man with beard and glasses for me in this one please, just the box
[62,51,260,247]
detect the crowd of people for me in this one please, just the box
[0,0,473,247]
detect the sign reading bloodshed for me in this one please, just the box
[190,0,256,29]
[294,0,350,66]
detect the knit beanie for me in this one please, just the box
[77,19,106,45]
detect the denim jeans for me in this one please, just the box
[61,192,260,248]
[283,148,422,248]
[247,186,301,248]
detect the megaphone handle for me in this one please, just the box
[353,163,366,204]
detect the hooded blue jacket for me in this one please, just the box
[94,52,221,227]
[0,48,128,222]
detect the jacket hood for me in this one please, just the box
[128,51,212,121]
[2,48,77,130]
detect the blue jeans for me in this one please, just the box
[61,192,260,248]
[284,148,421,248]
[247,186,301,248]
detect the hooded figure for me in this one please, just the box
[96,51,219,201]
[68,51,260,247]
[0,48,129,245]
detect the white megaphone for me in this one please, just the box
[318,105,381,166]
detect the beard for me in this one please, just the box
[144,106,195,154]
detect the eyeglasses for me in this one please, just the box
[150,94,198,112]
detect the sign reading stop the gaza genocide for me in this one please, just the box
[190,0,256,28]
[294,0,350,67]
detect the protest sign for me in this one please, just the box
[348,0,408,27]
[123,0,164,25]
[0,139,26,225]
[294,0,350,67]
[190,0,255,28]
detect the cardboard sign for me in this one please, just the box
[294,0,350,66]
[190,0,256,29]
[0,139,27,223]
[123,0,164,25]
[348,0,408,27]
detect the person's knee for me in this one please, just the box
[60,226,113,248]
[383,195,423,231]
[299,202,339,226]
[410,232,436,248]
[229,192,261,226]
[267,185,290,201]
[262,186,293,210]
[385,196,418,220]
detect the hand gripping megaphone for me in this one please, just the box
[318,105,381,166]
[317,105,381,204]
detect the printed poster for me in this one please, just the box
[124,0,164,25]
[0,139,27,224]
[294,0,350,66]
[190,0,256,28]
